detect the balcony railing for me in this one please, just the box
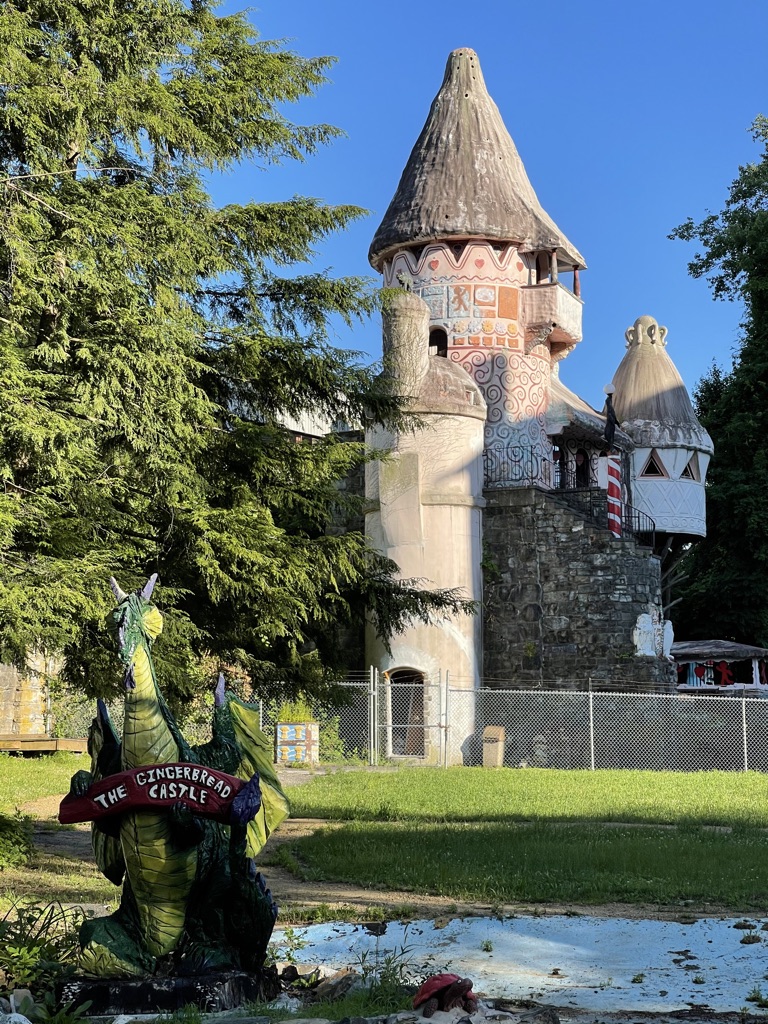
[483,444,655,546]
[483,445,598,490]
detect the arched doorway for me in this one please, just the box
[575,447,591,489]
[428,328,448,358]
[386,668,425,757]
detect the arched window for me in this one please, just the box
[575,447,591,489]
[429,328,448,358]
[386,668,425,757]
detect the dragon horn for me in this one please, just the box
[140,573,158,600]
[109,577,128,603]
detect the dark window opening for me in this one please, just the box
[575,447,590,489]
[680,453,700,481]
[640,450,668,478]
[429,328,448,358]
[535,252,550,284]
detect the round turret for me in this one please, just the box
[611,316,713,538]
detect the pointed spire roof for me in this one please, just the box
[369,48,585,270]
[610,316,714,452]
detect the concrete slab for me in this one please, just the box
[280,912,768,1014]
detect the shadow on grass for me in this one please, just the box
[0,846,118,906]
[276,820,768,910]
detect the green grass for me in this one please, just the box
[278,767,768,910]
[0,752,85,814]
[0,751,117,912]
[276,819,768,908]
[288,766,768,828]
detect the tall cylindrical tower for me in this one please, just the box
[369,48,585,461]
[365,292,486,764]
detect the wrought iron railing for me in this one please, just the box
[483,444,599,490]
[483,444,655,546]
[482,444,541,487]
[622,503,655,547]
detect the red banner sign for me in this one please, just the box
[58,762,245,824]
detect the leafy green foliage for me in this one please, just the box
[0,901,83,992]
[17,992,93,1024]
[0,811,32,868]
[670,117,768,642]
[0,0,470,703]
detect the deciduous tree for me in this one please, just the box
[670,117,768,643]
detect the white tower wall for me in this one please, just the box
[365,293,486,765]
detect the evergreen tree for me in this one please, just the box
[670,117,768,643]
[0,0,469,701]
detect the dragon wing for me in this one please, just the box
[89,699,126,885]
[226,696,290,858]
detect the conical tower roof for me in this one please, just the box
[369,48,585,270]
[611,315,713,452]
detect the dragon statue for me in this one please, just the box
[60,575,289,981]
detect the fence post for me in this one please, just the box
[588,679,596,771]
[368,666,378,767]
[443,670,451,767]
[743,696,748,772]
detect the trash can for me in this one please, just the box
[482,725,505,767]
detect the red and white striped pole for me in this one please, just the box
[607,455,622,538]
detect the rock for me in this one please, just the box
[0,1001,10,1016]
[518,1009,560,1024]
[9,991,33,1015]
[265,994,303,1012]
[0,1014,33,1024]
[310,968,364,1003]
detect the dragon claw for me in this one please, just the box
[230,771,262,825]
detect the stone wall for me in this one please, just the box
[0,660,48,735]
[482,487,674,690]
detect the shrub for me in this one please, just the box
[0,813,32,869]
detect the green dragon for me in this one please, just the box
[68,575,289,979]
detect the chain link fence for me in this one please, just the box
[50,675,768,773]
[51,674,374,763]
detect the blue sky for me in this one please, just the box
[214,0,767,410]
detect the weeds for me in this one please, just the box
[746,986,768,1008]
[268,927,307,965]
[0,900,83,994]
[0,813,32,869]
[16,992,92,1024]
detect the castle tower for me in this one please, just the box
[369,48,585,461]
[611,315,713,542]
[365,292,486,764]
